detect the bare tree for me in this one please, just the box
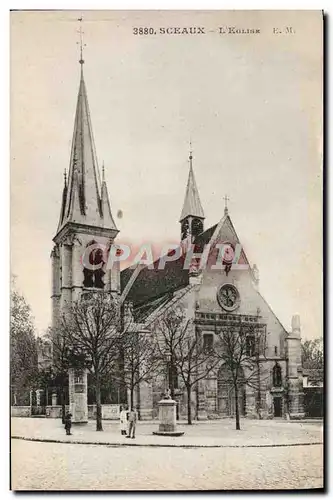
[44,326,71,423]
[214,316,267,430]
[122,326,162,411]
[154,305,217,425]
[61,291,121,431]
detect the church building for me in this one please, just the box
[50,50,305,422]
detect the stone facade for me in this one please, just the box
[48,59,304,422]
[127,212,304,420]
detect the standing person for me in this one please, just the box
[119,405,128,436]
[126,407,138,439]
[64,412,72,436]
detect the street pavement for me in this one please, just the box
[11,417,323,448]
[11,417,324,490]
[11,439,323,490]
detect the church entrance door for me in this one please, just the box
[273,397,282,417]
[217,364,246,417]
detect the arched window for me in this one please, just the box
[203,333,214,352]
[167,362,178,390]
[192,218,204,238]
[83,240,105,289]
[273,363,282,387]
[246,335,256,357]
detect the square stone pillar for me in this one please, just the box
[69,368,88,423]
[245,386,257,418]
[286,315,305,419]
[138,380,153,420]
[52,392,58,406]
[36,389,43,406]
[196,380,207,420]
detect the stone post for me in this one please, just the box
[52,392,58,406]
[138,380,153,420]
[245,386,257,418]
[286,314,305,419]
[68,368,88,424]
[36,389,42,406]
[196,379,207,420]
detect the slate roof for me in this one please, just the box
[120,253,189,308]
[120,224,217,308]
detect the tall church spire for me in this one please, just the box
[179,146,205,222]
[179,145,205,242]
[55,34,117,236]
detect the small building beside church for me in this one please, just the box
[49,52,305,422]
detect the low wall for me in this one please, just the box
[11,406,31,417]
[12,404,122,420]
[88,404,121,420]
[45,406,70,418]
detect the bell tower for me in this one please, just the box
[51,35,119,329]
[179,146,205,244]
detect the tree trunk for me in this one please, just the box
[60,386,65,424]
[186,384,192,425]
[235,383,240,430]
[130,386,134,410]
[95,379,103,431]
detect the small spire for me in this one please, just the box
[77,16,86,66]
[223,194,230,215]
[64,168,67,186]
[180,143,205,222]
[102,161,105,181]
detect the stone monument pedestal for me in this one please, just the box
[153,397,184,437]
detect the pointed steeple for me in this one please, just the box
[101,163,118,229]
[179,148,205,222]
[56,61,118,235]
[57,169,68,229]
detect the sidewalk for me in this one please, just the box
[11,417,323,448]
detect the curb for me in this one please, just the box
[11,435,323,449]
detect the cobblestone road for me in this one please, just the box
[11,440,323,490]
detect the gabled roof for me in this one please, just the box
[207,212,250,267]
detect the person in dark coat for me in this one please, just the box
[64,412,72,435]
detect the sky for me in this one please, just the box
[10,10,323,339]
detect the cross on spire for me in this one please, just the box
[224,194,230,215]
[189,139,193,161]
[77,16,86,65]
